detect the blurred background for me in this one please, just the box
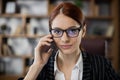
[0,0,119,80]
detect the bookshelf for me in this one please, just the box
[0,0,119,80]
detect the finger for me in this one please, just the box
[37,37,52,46]
[40,42,51,47]
[38,36,53,44]
[42,38,53,43]
[47,48,53,56]
[36,41,51,49]
[44,34,53,38]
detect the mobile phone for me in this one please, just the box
[50,41,56,50]
[44,41,57,52]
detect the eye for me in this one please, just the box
[52,29,62,35]
[68,29,78,34]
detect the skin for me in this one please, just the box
[24,14,86,80]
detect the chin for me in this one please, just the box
[60,49,75,55]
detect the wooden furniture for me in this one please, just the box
[81,38,107,56]
[0,0,119,80]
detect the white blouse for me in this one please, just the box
[54,52,83,80]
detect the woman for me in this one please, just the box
[19,2,120,80]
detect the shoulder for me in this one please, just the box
[82,52,120,79]
[82,51,107,65]
[84,52,113,69]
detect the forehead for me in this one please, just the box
[51,14,79,29]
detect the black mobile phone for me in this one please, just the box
[50,41,56,49]
[44,41,57,52]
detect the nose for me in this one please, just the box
[61,32,70,43]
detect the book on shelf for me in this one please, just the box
[3,44,14,56]
[17,0,48,15]
[27,18,49,36]
[105,25,114,37]
[98,3,110,16]
[0,57,23,75]
[14,25,23,35]
[86,20,111,36]
[5,1,16,14]
[0,18,22,35]
[0,38,2,56]
[81,1,92,16]
[8,38,32,56]
[0,8,1,14]
[0,48,1,56]
[94,4,99,16]
[0,59,6,74]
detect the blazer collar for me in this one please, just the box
[82,52,92,80]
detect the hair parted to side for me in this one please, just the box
[49,2,85,30]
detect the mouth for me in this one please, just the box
[60,45,72,49]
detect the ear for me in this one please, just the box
[82,24,86,38]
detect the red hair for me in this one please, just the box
[49,2,85,29]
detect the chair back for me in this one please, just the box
[81,38,107,56]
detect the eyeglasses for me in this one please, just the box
[50,26,82,38]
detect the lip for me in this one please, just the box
[60,45,72,49]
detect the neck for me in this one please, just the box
[57,49,81,68]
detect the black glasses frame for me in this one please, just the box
[49,26,82,38]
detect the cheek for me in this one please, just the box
[73,38,81,48]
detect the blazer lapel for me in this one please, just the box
[82,52,92,80]
[45,51,56,80]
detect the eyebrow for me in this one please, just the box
[52,26,80,30]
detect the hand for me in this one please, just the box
[33,34,53,66]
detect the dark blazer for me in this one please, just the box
[18,51,120,80]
